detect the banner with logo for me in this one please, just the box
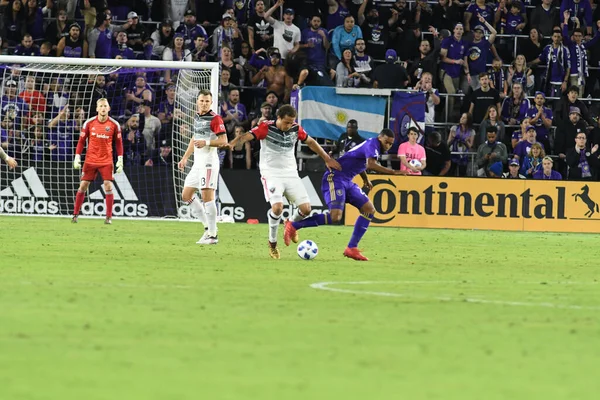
[344,176,600,233]
[0,163,176,217]
[176,170,329,223]
[298,87,386,140]
[389,91,425,151]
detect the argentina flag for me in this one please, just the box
[298,87,386,140]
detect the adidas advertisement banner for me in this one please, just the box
[1,163,177,217]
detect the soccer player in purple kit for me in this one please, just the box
[284,129,405,261]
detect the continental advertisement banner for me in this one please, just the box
[344,176,600,233]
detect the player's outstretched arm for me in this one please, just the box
[228,132,254,150]
[366,158,407,175]
[304,136,342,171]
[0,147,17,169]
[178,138,195,171]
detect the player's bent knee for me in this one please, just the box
[103,181,113,192]
[271,203,284,216]
[298,203,311,215]
[330,211,343,223]
[361,202,376,215]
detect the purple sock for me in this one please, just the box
[348,213,373,248]
[292,213,332,229]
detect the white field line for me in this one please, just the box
[309,281,600,311]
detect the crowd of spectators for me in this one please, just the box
[1,0,600,181]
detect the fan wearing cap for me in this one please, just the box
[150,20,174,58]
[356,3,397,61]
[466,15,497,90]
[553,85,593,128]
[513,125,544,162]
[264,0,301,60]
[13,34,41,57]
[555,106,588,160]
[371,49,409,89]
[464,0,494,33]
[147,139,173,167]
[176,9,208,50]
[57,22,88,58]
[124,11,147,52]
[1,80,30,130]
[211,12,241,59]
[111,31,135,59]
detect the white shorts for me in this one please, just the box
[184,166,219,190]
[261,175,310,206]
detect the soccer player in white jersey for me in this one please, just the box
[230,105,341,259]
[178,89,228,244]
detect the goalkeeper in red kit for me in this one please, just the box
[71,98,123,224]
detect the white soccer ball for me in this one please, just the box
[297,240,319,260]
[409,159,422,168]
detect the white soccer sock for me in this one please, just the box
[291,208,307,222]
[187,196,207,227]
[268,211,282,243]
[204,200,218,237]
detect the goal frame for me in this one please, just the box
[0,56,220,219]
[0,56,220,113]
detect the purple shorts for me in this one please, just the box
[322,172,369,210]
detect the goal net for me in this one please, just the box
[0,56,219,219]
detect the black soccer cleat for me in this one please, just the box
[71,216,78,223]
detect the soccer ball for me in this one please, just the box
[409,159,422,169]
[297,240,318,260]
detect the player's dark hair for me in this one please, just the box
[379,128,394,138]
[198,89,212,97]
[348,119,358,126]
[277,105,297,119]
[407,127,419,136]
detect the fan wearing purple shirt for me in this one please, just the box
[284,129,405,261]
[533,156,563,180]
[440,23,469,116]
[530,29,571,98]
[464,0,494,33]
[525,91,552,150]
[513,126,544,162]
[47,106,77,162]
[300,15,330,77]
[467,15,497,90]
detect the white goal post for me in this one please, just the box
[0,56,220,219]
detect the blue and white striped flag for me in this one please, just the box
[298,87,386,140]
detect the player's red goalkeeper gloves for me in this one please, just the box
[116,156,124,173]
[73,155,81,169]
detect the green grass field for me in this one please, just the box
[1,216,599,400]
